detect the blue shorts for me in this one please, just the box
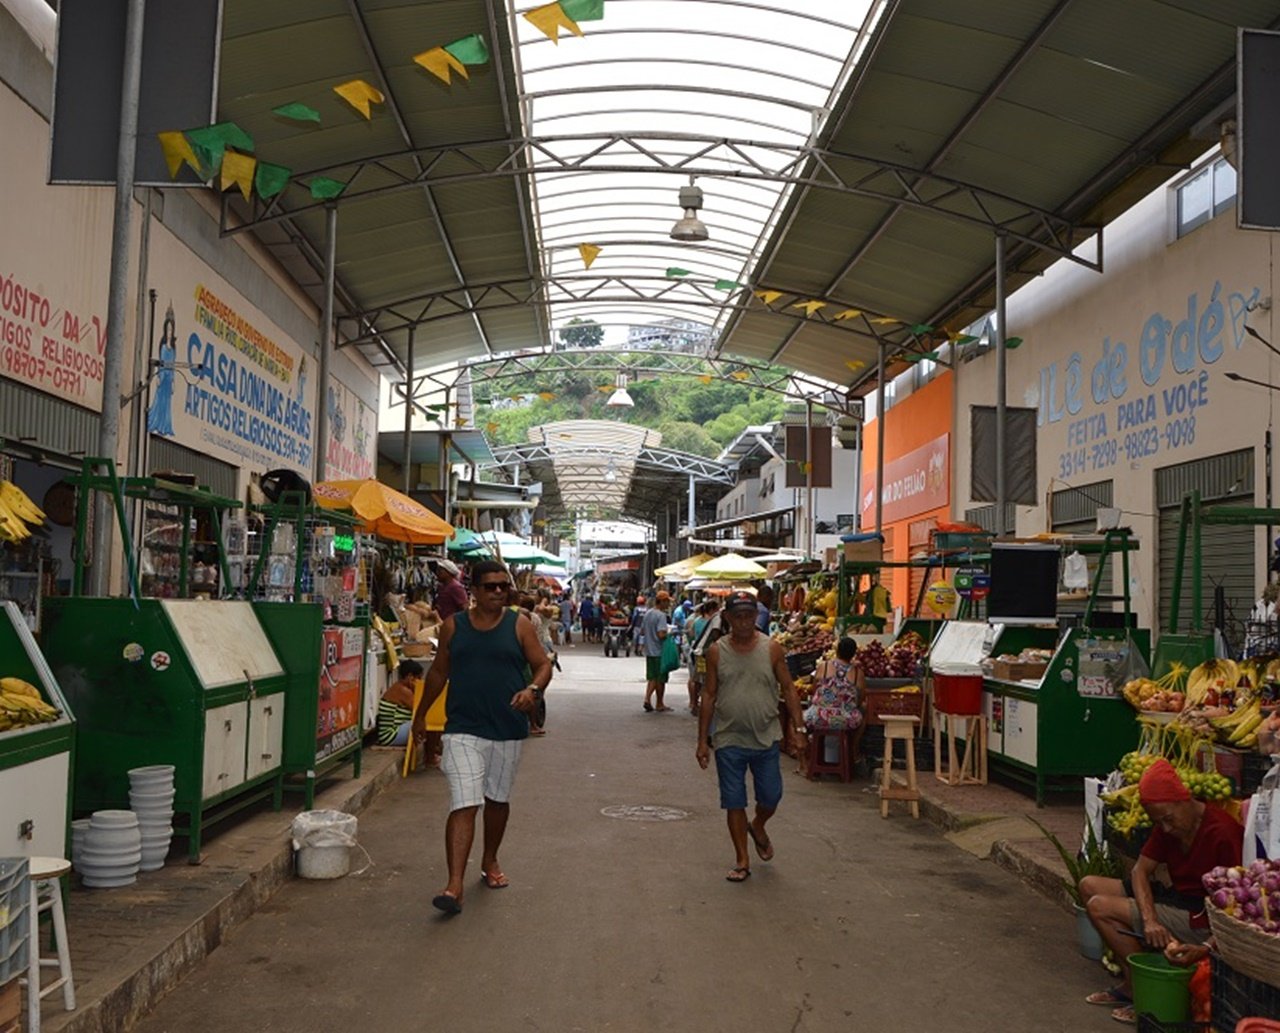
[713,742,783,811]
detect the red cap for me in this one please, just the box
[1138,757,1191,805]
[724,590,758,612]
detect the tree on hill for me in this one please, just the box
[557,318,604,349]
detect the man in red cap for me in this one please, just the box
[1077,757,1242,1024]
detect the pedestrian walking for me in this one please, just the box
[642,591,672,711]
[430,558,469,621]
[696,590,806,883]
[412,560,553,916]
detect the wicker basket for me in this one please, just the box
[1207,903,1280,990]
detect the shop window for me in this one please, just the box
[1175,156,1237,238]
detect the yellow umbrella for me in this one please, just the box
[313,479,454,544]
[654,552,714,579]
[693,552,768,579]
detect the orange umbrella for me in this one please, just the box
[313,479,454,544]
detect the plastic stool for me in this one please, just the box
[21,857,75,1033]
[804,728,854,782]
[879,715,921,818]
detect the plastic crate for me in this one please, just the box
[0,860,29,985]
[785,650,823,679]
[863,687,925,725]
[1240,752,1277,797]
[1212,954,1280,1031]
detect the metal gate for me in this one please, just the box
[1156,449,1255,638]
[1051,481,1114,613]
[147,437,238,500]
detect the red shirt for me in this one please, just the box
[1141,804,1243,901]
[435,578,469,621]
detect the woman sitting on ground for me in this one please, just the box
[800,637,866,771]
[377,659,424,747]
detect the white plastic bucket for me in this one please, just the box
[291,810,358,880]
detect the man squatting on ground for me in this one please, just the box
[412,559,553,916]
[697,590,808,882]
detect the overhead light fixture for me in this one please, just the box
[606,371,634,408]
[669,176,709,242]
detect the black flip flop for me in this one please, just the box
[747,823,774,862]
[725,866,751,883]
[432,893,463,915]
[643,702,654,712]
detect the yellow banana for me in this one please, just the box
[0,678,40,700]
[1229,710,1264,745]
[0,481,44,524]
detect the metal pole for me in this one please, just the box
[127,190,153,479]
[853,422,863,532]
[805,397,815,559]
[89,0,145,597]
[403,326,415,493]
[875,343,886,538]
[687,473,696,553]
[995,231,1008,535]
[441,385,453,526]
[314,204,337,484]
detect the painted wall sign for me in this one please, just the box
[324,376,376,481]
[861,433,949,525]
[1037,281,1262,480]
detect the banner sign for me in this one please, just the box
[317,626,364,762]
[324,376,376,481]
[861,433,950,525]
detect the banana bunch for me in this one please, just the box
[1216,697,1265,747]
[1185,657,1242,706]
[0,677,59,731]
[0,481,45,543]
[1104,784,1153,835]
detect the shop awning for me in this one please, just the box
[694,553,768,580]
[654,553,715,580]
[314,479,453,544]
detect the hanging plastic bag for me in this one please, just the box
[1063,551,1089,590]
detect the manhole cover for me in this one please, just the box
[600,805,689,822]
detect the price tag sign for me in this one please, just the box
[955,566,990,601]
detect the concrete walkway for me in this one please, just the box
[94,645,1119,1033]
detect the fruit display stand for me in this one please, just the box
[239,495,367,806]
[42,597,288,862]
[0,601,73,860]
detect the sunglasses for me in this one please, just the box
[478,582,512,592]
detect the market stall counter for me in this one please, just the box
[0,601,73,859]
[931,620,1147,804]
[44,598,287,862]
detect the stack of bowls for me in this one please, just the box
[80,811,141,887]
[70,818,92,874]
[128,765,176,871]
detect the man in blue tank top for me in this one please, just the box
[696,590,807,883]
[412,559,552,916]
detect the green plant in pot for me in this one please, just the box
[1028,816,1120,962]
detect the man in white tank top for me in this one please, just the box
[696,590,807,882]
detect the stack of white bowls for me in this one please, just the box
[70,817,91,873]
[80,811,141,888]
[128,765,176,871]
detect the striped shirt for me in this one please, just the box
[376,697,414,745]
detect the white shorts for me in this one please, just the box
[441,734,523,811]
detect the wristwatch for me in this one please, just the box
[527,685,544,698]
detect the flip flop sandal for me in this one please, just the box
[1110,1004,1136,1025]
[643,702,654,712]
[747,824,774,862]
[431,893,463,915]
[1085,988,1131,1006]
[725,866,751,883]
[480,870,510,889]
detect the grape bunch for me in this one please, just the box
[1119,751,1159,785]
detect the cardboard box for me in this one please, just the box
[991,659,1048,682]
[0,978,19,1033]
[844,539,883,564]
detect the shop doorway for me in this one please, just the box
[1156,449,1255,647]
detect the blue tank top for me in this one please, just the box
[445,609,529,740]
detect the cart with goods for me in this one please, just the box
[0,601,73,860]
[603,609,632,658]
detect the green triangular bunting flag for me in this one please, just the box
[666,267,691,277]
[713,280,740,291]
[444,33,490,65]
[309,177,346,200]
[188,122,254,154]
[272,102,321,123]
[561,0,605,20]
[909,322,934,335]
[1005,336,1024,350]
[255,161,291,199]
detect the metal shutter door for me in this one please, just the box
[907,516,937,615]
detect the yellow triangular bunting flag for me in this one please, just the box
[699,375,713,384]
[578,243,601,269]
[870,316,899,326]
[220,150,256,201]
[793,300,827,316]
[730,370,750,381]
[524,1,583,43]
[334,79,385,119]
[753,289,783,306]
[845,359,866,371]
[414,47,467,84]
[158,131,201,179]
[834,308,862,321]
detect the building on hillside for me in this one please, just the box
[626,318,713,352]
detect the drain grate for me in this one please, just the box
[600,805,689,822]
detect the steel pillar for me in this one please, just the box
[995,232,1008,533]
[314,204,337,484]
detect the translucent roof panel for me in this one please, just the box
[508,0,882,349]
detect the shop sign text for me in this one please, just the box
[0,271,106,407]
[1037,282,1261,480]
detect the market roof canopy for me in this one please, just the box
[694,552,767,579]
[209,1,1277,396]
[314,479,454,544]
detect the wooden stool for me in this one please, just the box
[804,728,854,782]
[878,715,920,818]
[933,711,988,786]
[21,857,75,1033]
